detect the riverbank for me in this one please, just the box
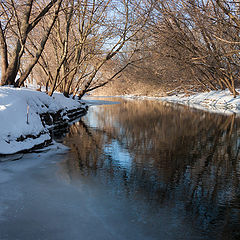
[120,89,240,116]
[0,87,87,155]
[160,89,240,115]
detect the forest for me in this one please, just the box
[1,0,240,98]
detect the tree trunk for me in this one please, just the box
[0,22,8,85]
[0,0,58,86]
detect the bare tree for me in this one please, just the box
[0,0,62,86]
[121,0,240,97]
[30,0,149,98]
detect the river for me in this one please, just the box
[0,97,239,240]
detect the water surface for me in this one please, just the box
[0,97,239,240]
[62,97,240,240]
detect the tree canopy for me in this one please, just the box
[1,0,240,97]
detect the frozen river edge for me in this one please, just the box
[0,87,88,155]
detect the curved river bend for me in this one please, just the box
[0,97,239,240]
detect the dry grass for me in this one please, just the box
[92,75,205,97]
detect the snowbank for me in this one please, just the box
[122,89,240,115]
[0,86,86,155]
[159,89,240,115]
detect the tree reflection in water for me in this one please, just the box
[62,98,240,240]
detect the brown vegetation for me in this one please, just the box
[1,1,240,97]
[95,0,240,97]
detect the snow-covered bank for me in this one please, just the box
[160,89,240,115]
[0,87,87,155]
[122,89,240,116]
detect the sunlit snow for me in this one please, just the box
[0,86,83,155]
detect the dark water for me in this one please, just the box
[0,97,239,240]
[61,97,240,240]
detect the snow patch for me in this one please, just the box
[0,86,85,155]
[122,89,240,115]
[160,89,240,115]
